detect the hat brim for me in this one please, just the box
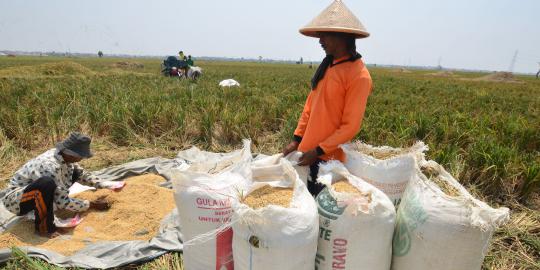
[57,145,93,159]
[55,142,66,152]
[299,27,370,39]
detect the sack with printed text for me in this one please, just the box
[232,158,318,270]
[172,140,252,270]
[391,160,510,270]
[315,161,395,270]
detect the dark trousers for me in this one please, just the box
[19,177,57,234]
[308,159,325,197]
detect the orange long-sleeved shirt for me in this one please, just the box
[294,57,372,162]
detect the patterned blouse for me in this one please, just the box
[7,148,102,212]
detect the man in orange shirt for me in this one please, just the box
[283,0,373,196]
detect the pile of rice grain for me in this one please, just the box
[0,174,175,255]
[332,180,363,195]
[243,185,293,209]
[421,167,461,197]
[332,180,372,203]
[351,144,408,160]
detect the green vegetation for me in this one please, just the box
[0,56,538,269]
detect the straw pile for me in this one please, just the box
[112,61,144,69]
[0,174,175,255]
[472,72,521,83]
[243,185,293,209]
[428,71,455,77]
[0,62,95,78]
[393,68,411,73]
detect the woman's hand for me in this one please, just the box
[90,197,110,211]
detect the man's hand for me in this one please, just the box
[298,149,319,166]
[282,141,300,157]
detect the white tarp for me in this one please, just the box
[0,157,188,269]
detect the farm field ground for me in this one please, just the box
[0,56,538,269]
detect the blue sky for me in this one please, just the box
[1,0,539,73]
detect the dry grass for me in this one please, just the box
[483,205,540,269]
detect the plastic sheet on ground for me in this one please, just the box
[0,156,189,269]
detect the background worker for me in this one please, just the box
[283,0,373,196]
[1,132,123,238]
[177,51,189,77]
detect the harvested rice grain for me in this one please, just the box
[331,180,372,203]
[352,143,412,160]
[0,174,175,255]
[421,167,461,197]
[243,185,293,209]
[332,180,363,195]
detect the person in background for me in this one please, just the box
[282,0,373,196]
[187,55,194,67]
[1,132,124,238]
[179,51,185,61]
[177,53,189,77]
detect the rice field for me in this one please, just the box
[0,56,538,269]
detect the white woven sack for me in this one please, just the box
[391,160,510,270]
[315,161,395,270]
[177,140,251,174]
[251,151,309,185]
[219,79,240,87]
[172,140,252,270]
[342,141,428,205]
[232,158,318,270]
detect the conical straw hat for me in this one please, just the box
[300,0,369,39]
